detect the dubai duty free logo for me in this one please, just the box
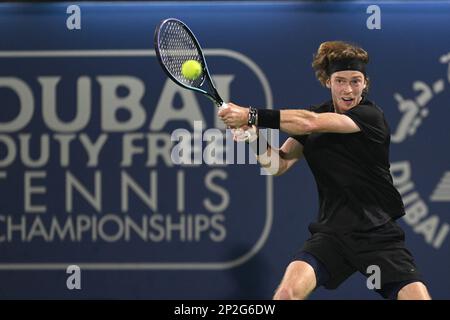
[0,48,274,270]
[390,52,450,250]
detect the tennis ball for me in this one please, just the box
[181,60,202,80]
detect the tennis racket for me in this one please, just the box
[154,18,251,140]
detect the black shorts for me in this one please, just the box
[294,220,424,298]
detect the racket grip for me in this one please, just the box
[219,102,228,109]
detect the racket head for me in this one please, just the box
[154,18,223,106]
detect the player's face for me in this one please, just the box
[327,71,366,113]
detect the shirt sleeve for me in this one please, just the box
[291,134,308,145]
[344,104,388,144]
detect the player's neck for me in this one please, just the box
[332,96,363,113]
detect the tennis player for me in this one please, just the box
[218,41,431,300]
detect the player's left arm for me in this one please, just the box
[279,110,360,135]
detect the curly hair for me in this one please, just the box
[312,41,370,92]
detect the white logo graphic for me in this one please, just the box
[391,53,449,143]
[66,5,81,30]
[391,53,450,250]
[366,5,381,30]
[0,49,274,271]
[430,171,450,202]
[66,265,81,290]
[366,265,381,290]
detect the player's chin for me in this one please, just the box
[337,102,350,112]
[338,101,357,111]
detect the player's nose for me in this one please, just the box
[342,86,352,94]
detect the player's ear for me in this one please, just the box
[326,78,331,89]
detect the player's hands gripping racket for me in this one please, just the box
[154,18,251,141]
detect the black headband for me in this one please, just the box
[326,58,366,76]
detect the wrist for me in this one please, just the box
[247,106,258,126]
[257,109,280,129]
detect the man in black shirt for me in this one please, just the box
[218,41,431,300]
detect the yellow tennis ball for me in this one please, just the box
[181,60,202,80]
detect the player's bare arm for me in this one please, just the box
[219,104,360,135]
[259,138,304,176]
[280,110,360,135]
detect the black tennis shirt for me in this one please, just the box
[293,97,405,233]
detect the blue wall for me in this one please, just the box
[0,1,449,299]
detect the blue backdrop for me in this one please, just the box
[0,1,449,299]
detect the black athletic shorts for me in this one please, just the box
[294,220,424,298]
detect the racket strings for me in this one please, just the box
[158,21,204,88]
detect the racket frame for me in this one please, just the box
[154,18,224,107]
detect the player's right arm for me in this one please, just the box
[259,137,304,176]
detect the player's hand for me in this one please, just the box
[231,125,258,143]
[218,102,248,128]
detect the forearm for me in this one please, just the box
[255,108,317,135]
[241,128,303,176]
[258,108,360,134]
[255,144,287,176]
[279,109,318,135]
[219,104,318,135]
[247,133,285,176]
